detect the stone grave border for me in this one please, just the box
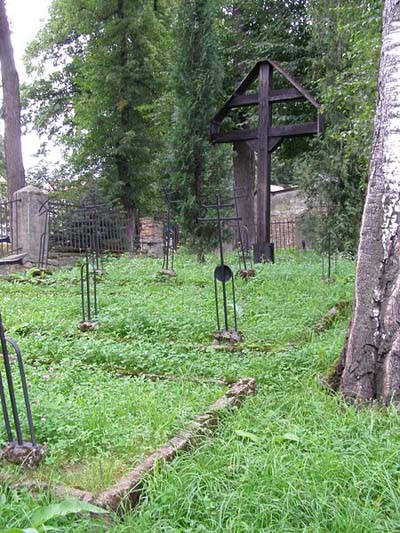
[9,376,256,514]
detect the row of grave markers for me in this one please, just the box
[0,192,338,466]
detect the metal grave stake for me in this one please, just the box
[160,191,178,277]
[199,194,243,344]
[321,230,338,282]
[80,250,98,331]
[0,312,46,466]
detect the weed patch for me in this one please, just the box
[1,251,380,532]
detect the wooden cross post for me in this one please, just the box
[256,62,273,262]
[210,59,323,263]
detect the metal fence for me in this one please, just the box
[39,200,129,265]
[271,219,296,249]
[0,199,20,258]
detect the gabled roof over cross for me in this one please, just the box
[210,59,323,151]
[210,59,323,263]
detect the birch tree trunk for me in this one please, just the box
[334,0,400,404]
[0,0,26,199]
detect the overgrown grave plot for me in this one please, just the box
[0,256,254,507]
[0,251,355,378]
[0,262,215,498]
[0,251,359,529]
[0,254,355,459]
[92,251,355,366]
[0,360,224,495]
[125,327,400,532]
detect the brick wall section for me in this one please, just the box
[139,217,164,257]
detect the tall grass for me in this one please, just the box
[5,251,396,532]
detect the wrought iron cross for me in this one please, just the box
[198,194,242,341]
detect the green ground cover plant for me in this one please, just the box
[3,251,397,532]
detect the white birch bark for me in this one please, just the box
[338,0,400,403]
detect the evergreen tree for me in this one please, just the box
[23,0,168,246]
[172,0,229,259]
[296,0,383,251]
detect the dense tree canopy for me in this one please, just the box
[298,0,383,251]
[20,0,384,252]
[170,0,231,257]
[24,0,168,242]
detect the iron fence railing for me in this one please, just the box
[38,200,129,267]
[271,219,296,249]
[0,199,21,258]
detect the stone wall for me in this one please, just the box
[271,187,306,221]
[13,186,49,265]
[271,187,308,249]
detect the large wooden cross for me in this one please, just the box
[210,59,323,262]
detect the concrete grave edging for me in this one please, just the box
[11,377,256,514]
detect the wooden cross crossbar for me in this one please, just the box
[210,59,323,263]
[211,121,322,146]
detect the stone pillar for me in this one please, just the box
[13,185,48,265]
[139,216,164,257]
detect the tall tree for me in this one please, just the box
[332,0,400,404]
[297,0,382,251]
[172,0,228,259]
[24,0,167,246]
[0,0,26,199]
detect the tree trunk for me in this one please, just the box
[231,4,256,252]
[0,0,26,199]
[233,141,256,250]
[116,0,137,253]
[334,0,400,404]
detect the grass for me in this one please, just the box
[3,250,398,531]
[0,371,221,494]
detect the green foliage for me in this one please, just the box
[23,0,167,213]
[5,499,106,532]
[219,0,311,91]
[21,0,384,252]
[171,0,231,254]
[294,0,383,251]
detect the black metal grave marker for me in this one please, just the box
[82,203,106,274]
[321,231,338,282]
[160,191,178,277]
[80,250,98,331]
[199,195,243,344]
[0,312,45,466]
[38,199,51,270]
[233,187,256,278]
